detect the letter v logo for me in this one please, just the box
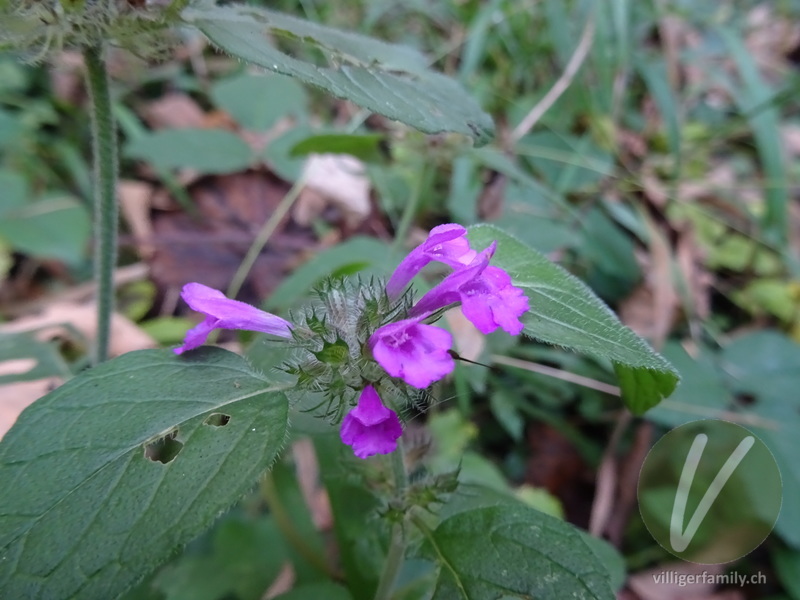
[669,433,755,552]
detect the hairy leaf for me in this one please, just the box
[182,4,493,144]
[469,224,678,413]
[0,348,289,599]
[419,504,615,599]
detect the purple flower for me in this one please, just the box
[411,243,529,335]
[340,385,403,458]
[174,283,292,355]
[370,317,455,388]
[386,223,477,298]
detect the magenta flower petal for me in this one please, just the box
[410,242,496,317]
[370,318,455,388]
[340,386,403,458]
[174,283,292,354]
[386,223,477,298]
[410,244,529,335]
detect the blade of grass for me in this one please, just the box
[720,27,789,250]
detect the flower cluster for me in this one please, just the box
[175,224,528,459]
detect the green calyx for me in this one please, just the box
[282,276,420,422]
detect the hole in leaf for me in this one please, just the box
[205,413,231,427]
[144,431,183,464]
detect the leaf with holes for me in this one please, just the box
[0,348,289,600]
[181,4,494,145]
[468,224,679,413]
[418,504,615,599]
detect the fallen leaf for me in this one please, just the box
[0,377,62,439]
[149,171,316,304]
[141,93,207,130]
[619,218,678,350]
[119,180,156,259]
[50,51,85,105]
[0,302,157,356]
[263,562,295,600]
[675,224,712,323]
[301,154,371,227]
[293,439,332,530]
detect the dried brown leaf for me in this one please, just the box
[0,302,156,356]
[301,154,371,227]
[0,377,63,440]
[119,180,156,259]
[142,93,207,130]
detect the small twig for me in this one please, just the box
[589,411,631,537]
[226,176,306,299]
[491,354,620,396]
[510,16,596,143]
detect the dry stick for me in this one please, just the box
[491,354,621,396]
[510,16,596,144]
[226,176,306,300]
[589,411,631,537]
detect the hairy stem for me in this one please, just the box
[83,46,118,365]
[374,442,409,600]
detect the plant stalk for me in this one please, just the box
[374,443,409,600]
[83,45,118,365]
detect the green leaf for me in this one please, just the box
[468,224,678,413]
[125,129,254,174]
[419,504,615,599]
[274,582,354,600]
[773,546,800,600]
[0,169,28,214]
[0,332,72,385]
[154,514,287,600]
[488,390,523,441]
[290,133,388,163]
[313,435,384,598]
[0,194,91,265]
[0,108,23,149]
[720,331,800,548]
[262,124,313,181]
[182,4,494,145]
[0,348,289,599]
[211,72,307,131]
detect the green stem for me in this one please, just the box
[83,46,118,365]
[374,442,409,600]
[226,175,306,299]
